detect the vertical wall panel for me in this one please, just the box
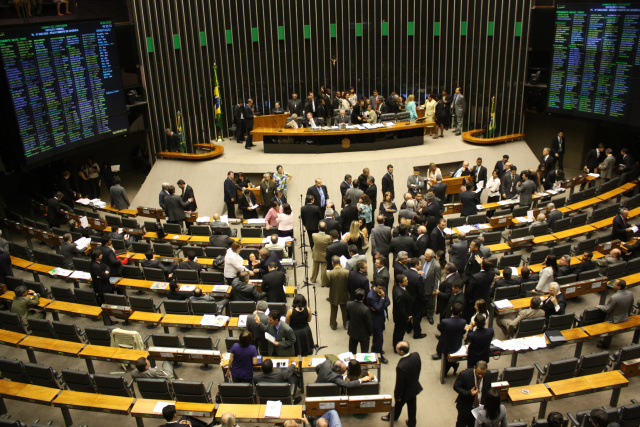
[132,0,531,154]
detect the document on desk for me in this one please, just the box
[76,198,91,205]
[179,284,196,292]
[270,358,290,368]
[212,285,230,293]
[310,357,325,367]
[443,227,454,235]
[238,315,248,328]
[79,216,90,228]
[153,401,174,413]
[457,225,475,233]
[493,299,513,310]
[523,335,547,350]
[510,338,530,351]
[264,332,277,344]
[200,315,218,326]
[450,345,468,357]
[491,339,508,351]
[196,216,211,223]
[69,271,91,280]
[246,218,266,224]
[356,353,378,363]
[50,267,73,277]
[338,352,355,362]
[264,400,283,418]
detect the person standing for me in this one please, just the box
[165,128,180,152]
[474,389,508,427]
[381,165,395,200]
[346,288,373,354]
[368,280,390,364]
[233,99,246,143]
[406,258,427,338]
[406,168,424,199]
[421,249,441,325]
[516,171,536,208]
[432,302,466,377]
[326,256,350,330]
[582,143,606,189]
[158,183,170,212]
[301,195,323,248]
[453,361,492,427]
[47,192,67,227]
[164,185,192,230]
[392,274,412,348]
[311,222,332,287]
[89,250,118,326]
[306,178,329,215]
[452,87,466,136]
[253,310,297,356]
[381,342,422,427]
[597,279,634,348]
[599,148,616,182]
[470,157,487,194]
[224,171,240,219]
[465,315,494,369]
[259,173,277,212]
[552,131,565,171]
[274,165,293,198]
[109,177,130,210]
[177,179,197,212]
[244,98,256,149]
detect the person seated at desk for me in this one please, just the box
[231,271,266,302]
[239,189,259,219]
[557,254,572,277]
[334,109,351,126]
[159,404,209,427]
[60,233,84,269]
[235,172,253,189]
[11,285,46,325]
[252,247,284,275]
[494,267,521,290]
[189,287,215,303]
[141,251,178,279]
[264,234,286,252]
[285,113,299,129]
[304,111,320,128]
[596,248,623,274]
[68,219,97,238]
[314,359,371,388]
[496,296,544,339]
[178,251,204,271]
[208,228,234,249]
[571,251,595,275]
[166,279,192,300]
[210,213,227,228]
[528,213,547,233]
[262,262,287,303]
[132,356,181,380]
[272,101,285,115]
[541,282,566,319]
[252,358,298,385]
[345,359,376,382]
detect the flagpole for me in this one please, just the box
[214,63,223,143]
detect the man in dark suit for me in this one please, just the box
[368,279,390,364]
[232,272,266,302]
[381,342,422,427]
[373,255,391,293]
[470,158,487,195]
[454,361,492,427]
[390,225,418,258]
[261,263,286,303]
[340,196,359,231]
[437,263,460,321]
[381,164,395,199]
[415,226,430,256]
[405,258,427,338]
[545,169,564,190]
[47,192,67,227]
[552,131,565,170]
[449,233,469,273]
[493,267,521,289]
[287,93,302,115]
[546,202,563,229]
[494,155,509,177]
[58,171,77,207]
[443,280,466,319]
[164,185,191,229]
[582,143,606,189]
[233,100,246,143]
[460,183,479,217]
[392,274,413,347]
[254,310,296,356]
[315,359,370,388]
[323,208,342,235]
[223,172,241,219]
[464,257,494,321]
[431,175,447,202]
[429,218,447,252]
[462,240,482,280]
[209,228,234,248]
[541,147,556,172]
[238,189,259,219]
[612,208,633,241]
[432,302,466,376]
[365,176,378,218]
[159,405,208,427]
[165,128,181,152]
[252,358,298,385]
[500,165,520,200]
[348,260,370,301]
[59,233,84,269]
[301,195,323,249]
[177,179,197,212]
[178,251,203,271]
[141,251,178,279]
[325,230,349,265]
[97,235,129,277]
[306,178,329,214]
[247,301,269,354]
[251,248,284,275]
[89,250,118,325]
[340,174,353,200]
[571,251,596,276]
[244,98,256,149]
[346,288,373,353]
[541,282,566,319]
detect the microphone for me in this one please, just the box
[274,119,282,132]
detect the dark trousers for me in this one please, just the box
[486,196,500,217]
[436,341,460,375]
[456,407,475,427]
[235,120,246,142]
[226,202,236,218]
[394,396,417,427]
[348,337,370,354]
[412,301,425,336]
[306,229,317,249]
[245,120,254,148]
[424,295,436,320]
[278,229,294,257]
[392,321,408,348]
[556,154,564,171]
[371,327,384,353]
[384,217,394,228]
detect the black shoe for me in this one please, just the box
[381,415,390,422]
[452,362,459,375]
[381,350,385,354]
[380,356,389,364]
[413,333,427,339]
[109,319,119,325]
[245,146,252,150]
[431,354,442,360]
[435,334,441,339]
[326,297,330,302]
[428,317,434,325]
[293,396,302,405]
[249,144,257,147]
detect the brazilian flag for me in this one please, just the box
[488,96,496,137]
[177,110,186,153]
[214,64,223,131]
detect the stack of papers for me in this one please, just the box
[238,315,248,328]
[588,173,600,178]
[196,216,211,223]
[475,223,491,229]
[75,198,91,205]
[90,199,106,208]
[153,401,174,414]
[200,315,229,327]
[74,237,91,250]
[338,352,355,362]
[179,284,196,292]
[516,216,531,223]
[49,267,73,277]
[310,358,325,367]
[339,255,348,268]
[443,227,454,235]
[69,271,91,280]
[457,225,476,233]
[264,332,277,344]
[212,284,230,293]
[150,282,169,290]
[247,218,266,224]
[494,299,513,310]
[264,400,283,418]
[523,335,547,350]
[79,216,90,228]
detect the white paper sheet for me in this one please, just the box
[264,400,282,418]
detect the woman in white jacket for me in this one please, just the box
[224,241,252,285]
[532,254,558,294]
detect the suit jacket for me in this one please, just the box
[542,292,567,319]
[340,181,352,198]
[429,227,446,252]
[494,161,507,176]
[460,190,479,216]
[253,364,297,385]
[164,194,189,222]
[259,180,277,207]
[571,259,596,276]
[350,104,365,124]
[416,233,430,256]
[238,193,259,218]
[90,260,112,294]
[449,240,469,273]
[11,295,41,325]
[406,268,426,302]
[365,184,377,208]
[209,234,234,248]
[325,240,349,265]
[307,185,329,208]
[346,254,366,272]
[315,360,361,388]
[443,291,465,319]
[255,252,284,275]
[60,241,83,268]
[324,218,342,235]
[327,266,350,305]
[517,179,536,207]
[224,178,239,204]
[58,177,76,205]
[453,93,466,114]
[181,185,197,211]
[247,311,269,346]
[381,173,395,198]
[393,285,413,324]
[552,136,565,156]
[467,269,494,305]
[178,260,203,271]
[394,352,423,400]
[231,279,266,301]
[438,316,467,355]
[287,99,302,115]
[585,149,606,172]
[348,270,370,300]
[422,260,442,296]
[346,300,372,340]
[46,197,66,226]
[466,327,494,367]
[407,175,425,195]
[463,250,482,279]
[256,320,296,356]
[301,204,323,231]
[431,182,447,201]
[262,271,286,302]
[311,232,332,262]
[454,367,492,411]
[612,214,630,241]
[500,173,520,199]
[541,154,555,172]
[159,189,169,211]
[367,288,390,330]
[340,205,359,231]
[345,188,363,206]
[373,266,390,290]
[334,114,351,125]
[437,272,461,315]
[97,245,124,276]
[390,235,419,258]
[470,166,487,187]
[505,308,545,336]
[110,184,130,210]
[547,209,563,229]
[370,225,392,257]
[601,289,633,323]
[141,258,177,275]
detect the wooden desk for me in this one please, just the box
[128,311,164,327]
[591,217,615,230]
[565,197,602,212]
[300,355,382,385]
[10,256,34,270]
[533,235,557,245]
[508,383,553,418]
[582,315,640,342]
[347,394,393,415]
[12,383,61,405]
[552,225,595,240]
[486,243,511,254]
[0,329,27,346]
[78,345,118,373]
[148,346,221,365]
[44,300,102,320]
[215,403,261,422]
[0,291,51,309]
[257,404,302,422]
[142,232,190,243]
[305,396,349,416]
[160,314,228,333]
[53,390,134,426]
[17,335,85,363]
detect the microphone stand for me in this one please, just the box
[298,194,327,354]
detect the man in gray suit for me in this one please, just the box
[164,185,193,229]
[109,177,130,210]
[132,357,180,380]
[516,170,536,208]
[448,233,469,273]
[315,359,370,388]
[421,249,441,325]
[496,296,545,338]
[371,215,392,259]
[452,87,466,136]
[254,310,296,356]
[346,183,363,207]
[598,148,616,182]
[334,109,351,125]
[346,244,366,272]
[597,279,634,348]
[247,301,269,354]
[406,168,425,198]
[252,358,298,385]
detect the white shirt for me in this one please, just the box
[224,248,247,279]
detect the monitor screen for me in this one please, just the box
[547,3,640,125]
[0,20,128,165]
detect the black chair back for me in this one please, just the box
[577,352,610,376]
[182,245,205,257]
[190,301,218,315]
[50,285,75,303]
[151,333,182,348]
[229,301,257,316]
[515,317,546,338]
[0,358,29,383]
[0,311,28,334]
[142,267,167,282]
[540,358,578,383]
[163,300,191,315]
[218,383,255,403]
[255,382,293,404]
[501,365,535,387]
[61,369,95,393]
[529,248,550,265]
[132,241,151,253]
[306,383,340,397]
[346,382,380,396]
[104,293,129,306]
[241,227,263,238]
[546,313,575,331]
[27,318,56,339]
[201,270,225,284]
[172,380,212,403]
[94,374,134,397]
[184,335,214,351]
[175,269,200,284]
[498,254,521,269]
[556,274,577,285]
[136,378,174,400]
[52,321,85,343]
[122,265,144,279]
[494,285,520,301]
[130,295,160,313]
[578,307,607,327]
[24,363,61,388]
[74,288,98,306]
[577,268,601,281]
[84,327,112,347]
[72,257,91,272]
[204,247,227,258]
[605,261,627,279]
